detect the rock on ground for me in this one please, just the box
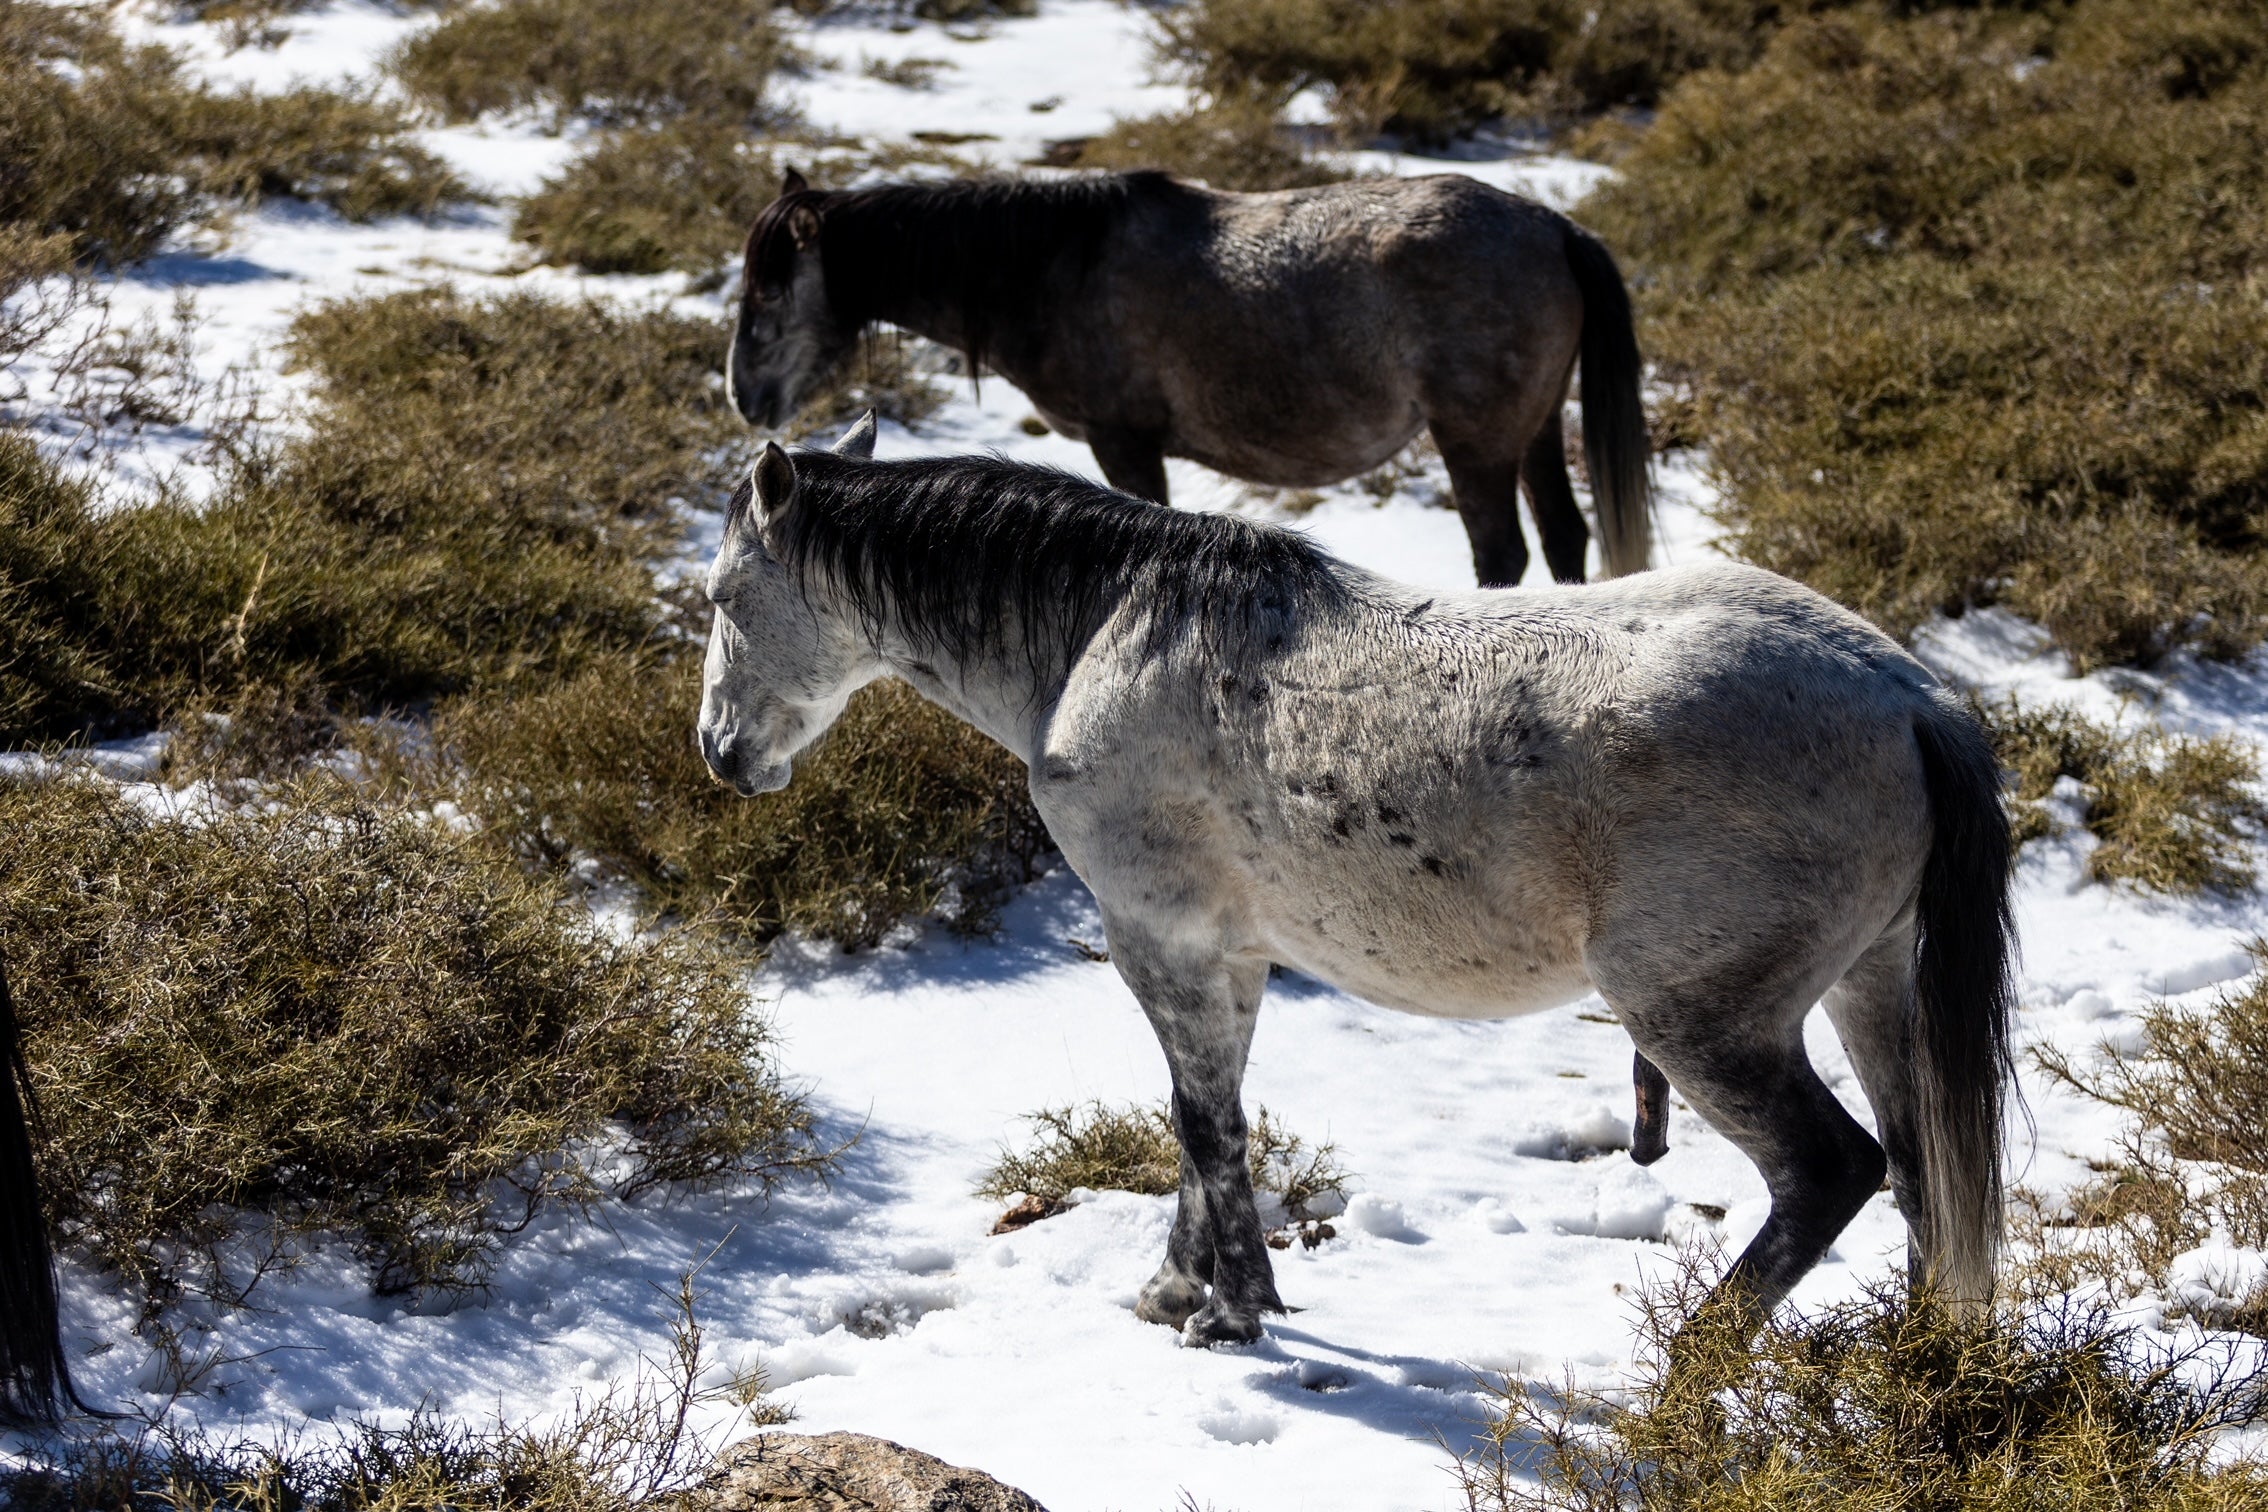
[693,1432,1051,1512]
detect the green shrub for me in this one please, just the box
[1986,699,2267,894]
[1063,96,1351,191]
[976,1100,1349,1221]
[1583,2,2268,668]
[391,0,795,130]
[1,1,467,267]
[1462,1256,2268,1511]
[440,664,1046,947]
[0,771,828,1307]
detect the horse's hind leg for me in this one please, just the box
[1611,987,1888,1332]
[1823,913,1934,1287]
[1520,415,1592,584]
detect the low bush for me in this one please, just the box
[976,1101,1348,1221]
[513,119,788,275]
[0,288,744,748]
[1,1,466,267]
[511,122,969,283]
[1461,1256,2268,1511]
[2027,947,2268,1334]
[391,0,796,130]
[1062,96,1351,192]
[1987,699,2267,894]
[0,771,829,1308]
[1154,0,1815,142]
[440,662,1046,947]
[1583,1,2268,668]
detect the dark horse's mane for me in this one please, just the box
[744,172,1176,373]
[756,451,1350,670]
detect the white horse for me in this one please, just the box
[697,415,2015,1347]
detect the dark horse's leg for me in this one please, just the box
[1520,417,1593,584]
[1434,437,1530,589]
[1087,426,1170,505]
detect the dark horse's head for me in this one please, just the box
[728,169,859,430]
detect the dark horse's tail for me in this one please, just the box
[2,949,80,1425]
[1560,224,1652,577]
[1910,694,2017,1310]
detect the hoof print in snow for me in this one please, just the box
[990,1194,1062,1234]
[697,1431,1049,1512]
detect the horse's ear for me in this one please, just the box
[751,442,798,534]
[781,166,809,198]
[832,409,878,459]
[786,202,821,251]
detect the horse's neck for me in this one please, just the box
[874,629,1062,767]
[826,193,1084,371]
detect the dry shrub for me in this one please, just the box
[976,1101,1349,1221]
[0,226,76,365]
[514,120,788,275]
[440,661,1046,947]
[1583,1,2268,668]
[1,1,467,267]
[1,287,742,748]
[2026,947,2268,1333]
[391,0,796,130]
[0,1264,788,1511]
[0,770,829,1308]
[1987,699,2267,893]
[1462,1255,2268,1511]
[512,122,971,282]
[1062,96,1351,192]
[1152,0,1836,143]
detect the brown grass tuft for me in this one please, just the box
[391,0,796,130]
[1987,699,2267,894]
[976,1100,1349,1222]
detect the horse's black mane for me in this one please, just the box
[771,451,1348,672]
[745,172,1177,373]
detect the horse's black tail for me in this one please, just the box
[1910,694,2018,1311]
[1,949,80,1426]
[1560,222,1652,578]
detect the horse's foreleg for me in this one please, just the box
[1433,431,1531,588]
[1086,427,1170,506]
[1111,938,1280,1345]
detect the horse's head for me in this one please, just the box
[728,168,859,431]
[697,414,881,796]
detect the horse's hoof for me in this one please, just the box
[1136,1280,1205,1330]
[1180,1304,1264,1348]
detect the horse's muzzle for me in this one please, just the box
[699,727,791,797]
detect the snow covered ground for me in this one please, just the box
[9,3,2268,1509]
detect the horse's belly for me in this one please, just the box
[1255,888,1593,1022]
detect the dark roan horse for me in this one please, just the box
[726,169,1654,592]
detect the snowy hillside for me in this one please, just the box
[8,3,2267,1511]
